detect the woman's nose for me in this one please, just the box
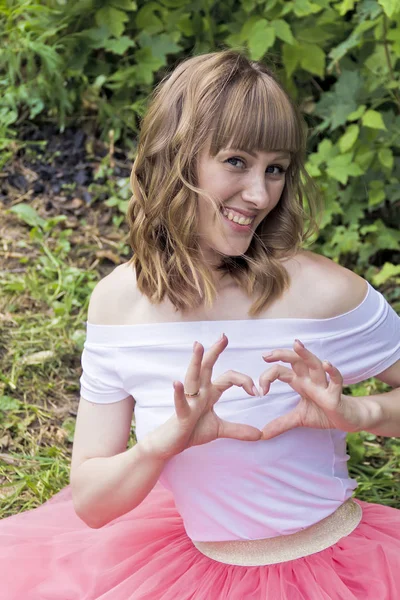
[241,177,269,208]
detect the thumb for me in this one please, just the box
[261,410,300,440]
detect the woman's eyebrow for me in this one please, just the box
[225,148,291,160]
[272,152,292,160]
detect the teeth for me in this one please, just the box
[222,208,253,226]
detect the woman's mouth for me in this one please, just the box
[220,207,255,233]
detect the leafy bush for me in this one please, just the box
[1,0,399,511]
[1,0,399,284]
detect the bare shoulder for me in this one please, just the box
[87,262,138,325]
[292,250,369,319]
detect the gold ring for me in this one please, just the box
[184,390,200,397]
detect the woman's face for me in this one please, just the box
[196,145,291,266]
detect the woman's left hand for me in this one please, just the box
[259,339,364,440]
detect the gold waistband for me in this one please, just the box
[192,499,362,566]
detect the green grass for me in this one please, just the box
[0,203,135,517]
[1,203,399,518]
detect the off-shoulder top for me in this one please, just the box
[79,280,400,541]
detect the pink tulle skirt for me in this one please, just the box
[1,482,400,599]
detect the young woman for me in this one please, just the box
[1,49,400,600]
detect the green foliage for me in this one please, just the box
[1,0,399,283]
[1,0,399,513]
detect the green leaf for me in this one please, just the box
[368,180,386,206]
[372,262,400,286]
[306,163,322,176]
[141,33,181,60]
[328,31,361,63]
[0,396,21,411]
[95,6,129,38]
[310,138,338,166]
[241,0,257,12]
[327,224,360,253]
[328,21,375,65]
[364,45,390,77]
[134,45,166,84]
[282,43,300,77]
[338,124,359,152]
[347,105,366,121]
[362,110,386,130]
[224,33,243,48]
[354,147,375,171]
[271,19,294,44]
[292,0,323,16]
[296,27,334,44]
[111,0,137,9]
[299,43,325,77]
[136,2,164,35]
[177,14,193,36]
[159,0,187,5]
[238,17,259,43]
[378,148,394,170]
[248,20,276,60]
[9,204,47,229]
[335,0,357,16]
[326,153,364,184]
[377,0,399,18]
[102,36,135,54]
[314,70,363,130]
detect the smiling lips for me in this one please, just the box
[221,207,256,226]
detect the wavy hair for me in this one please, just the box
[127,50,323,316]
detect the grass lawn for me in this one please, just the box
[1,130,399,519]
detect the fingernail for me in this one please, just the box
[220,333,226,342]
[295,339,304,348]
[193,341,198,351]
[252,385,259,397]
[262,352,273,358]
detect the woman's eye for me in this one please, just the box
[267,165,286,176]
[225,158,287,175]
[226,157,245,168]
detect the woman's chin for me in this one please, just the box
[215,242,252,258]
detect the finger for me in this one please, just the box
[217,418,262,441]
[262,348,308,378]
[200,334,229,386]
[293,340,328,387]
[173,381,191,419]
[263,341,327,387]
[212,370,259,398]
[183,341,205,396]
[322,361,343,390]
[259,364,294,396]
[261,410,301,440]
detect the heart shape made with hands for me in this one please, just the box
[174,334,365,448]
[257,338,357,440]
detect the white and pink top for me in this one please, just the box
[80,281,400,542]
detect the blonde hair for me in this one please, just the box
[128,50,323,316]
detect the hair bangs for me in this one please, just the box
[209,75,303,158]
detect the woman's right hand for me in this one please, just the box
[139,334,262,461]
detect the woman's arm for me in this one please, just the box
[349,359,400,437]
[71,431,167,529]
[72,337,262,529]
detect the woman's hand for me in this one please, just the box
[259,339,365,440]
[140,334,262,461]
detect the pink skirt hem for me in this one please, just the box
[1,482,400,599]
